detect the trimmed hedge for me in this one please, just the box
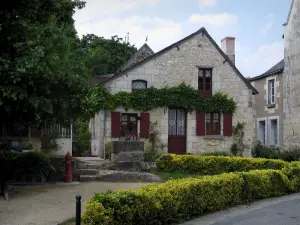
[156,154,289,175]
[82,170,290,225]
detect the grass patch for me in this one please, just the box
[153,171,200,180]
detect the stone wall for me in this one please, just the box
[100,31,255,155]
[283,0,300,149]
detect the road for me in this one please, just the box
[183,193,300,225]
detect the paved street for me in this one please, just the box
[183,193,300,225]
[0,182,149,225]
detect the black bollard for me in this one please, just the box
[76,195,81,225]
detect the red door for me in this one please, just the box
[168,108,186,154]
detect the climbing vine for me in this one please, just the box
[84,83,236,115]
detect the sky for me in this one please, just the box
[73,0,292,78]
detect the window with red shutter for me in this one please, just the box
[111,112,121,137]
[196,111,205,136]
[205,112,221,135]
[140,112,150,138]
[223,112,233,136]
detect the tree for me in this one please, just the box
[82,34,137,76]
[0,0,90,126]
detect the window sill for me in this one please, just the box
[203,135,224,140]
[267,103,275,108]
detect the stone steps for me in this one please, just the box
[77,169,98,175]
[80,171,162,183]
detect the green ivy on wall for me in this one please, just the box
[84,83,236,115]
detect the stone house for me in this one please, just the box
[249,60,284,148]
[250,0,300,150]
[90,27,258,158]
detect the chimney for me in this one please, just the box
[221,37,235,65]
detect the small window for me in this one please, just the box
[121,113,138,139]
[205,112,220,135]
[132,80,147,92]
[198,69,212,97]
[268,79,275,104]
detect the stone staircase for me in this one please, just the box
[76,158,160,183]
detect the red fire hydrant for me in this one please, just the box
[64,151,72,182]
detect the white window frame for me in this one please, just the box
[267,79,276,105]
[268,116,279,147]
[257,117,267,145]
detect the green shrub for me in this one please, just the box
[82,170,290,225]
[0,150,54,182]
[156,154,289,175]
[252,142,300,162]
[282,162,300,192]
[239,170,289,201]
[202,152,232,157]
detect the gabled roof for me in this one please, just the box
[91,73,114,84]
[117,43,154,72]
[283,0,295,26]
[101,27,258,95]
[249,60,284,81]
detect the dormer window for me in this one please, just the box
[132,80,147,92]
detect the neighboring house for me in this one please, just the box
[90,27,258,158]
[250,60,284,148]
[250,0,300,150]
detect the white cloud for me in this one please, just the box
[236,42,284,77]
[75,15,183,52]
[199,0,216,7]
[260,21,274,35]
[188,13,237,26]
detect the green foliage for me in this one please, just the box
[231,122,246,156]
[82,34,137,75]
[0,150,54,183]
[156,154,289,175]
[252,142,300,162]
[0,0,90,125]
[41,130,58,150]
[153,171,200,180]
[84,83,237,116]
[239,170,289,201]
[144,149,156,162]
[73,119,91,156]
[82,170,291,225]
[202,152,232,157]
[282,162,300,192]
[22,141,34,150]
[105,142,111,160]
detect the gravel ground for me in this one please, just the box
[0,182,150,225]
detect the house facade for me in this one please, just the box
[250,0,300,150]
[250,60,284,148]
[283,0,300,149]
[91,28,258,157]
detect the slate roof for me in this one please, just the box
[100,27,258,95]
[249,60,284,81]
[91,73,114,84]
[117,43,154,72]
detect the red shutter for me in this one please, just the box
[140,112,150,138]
[111,112,121,137]
[223,112,233,136]
[196,111,205,136]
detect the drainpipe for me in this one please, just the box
[102,110,107,159]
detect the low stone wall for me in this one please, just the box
[111,141,144,162]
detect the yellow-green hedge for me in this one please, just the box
[82,170,290,225]
[156,154,289,175]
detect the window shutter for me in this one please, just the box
[140,112,150,138]
[223,112,233,136]
[111,112,121,137]
[196,111,205,136]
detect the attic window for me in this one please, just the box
[132,80,147,92]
